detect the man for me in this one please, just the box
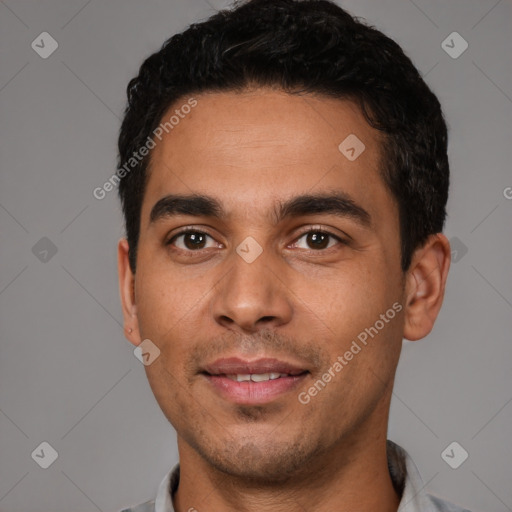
[116,1,470,510]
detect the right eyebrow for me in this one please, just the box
[149,194,225,224]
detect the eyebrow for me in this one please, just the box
[149,192,372,228]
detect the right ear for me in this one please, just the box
[117,238,142,346]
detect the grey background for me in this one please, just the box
[0,0,511,511]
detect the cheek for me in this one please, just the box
[295,265,402,387]
[296,262,386,330]
[134,265,201,338]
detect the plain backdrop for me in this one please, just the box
[0,0,511,511]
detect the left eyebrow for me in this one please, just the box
[274,192,372,229]
[149,192,372,229]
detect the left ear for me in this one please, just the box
[403,233,451,341]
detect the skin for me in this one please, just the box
[118,88,451,512]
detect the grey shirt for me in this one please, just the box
[120,440,471,512]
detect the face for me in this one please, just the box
[120,89,409,480]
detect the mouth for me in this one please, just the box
[201,357,310,405]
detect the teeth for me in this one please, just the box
[249,373,270,382]
[225,373,290,382]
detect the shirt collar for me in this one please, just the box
[154,462,179,512]
[387,440,440,512]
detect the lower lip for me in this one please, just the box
[204,374,308,405]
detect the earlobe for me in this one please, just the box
[403,233,451,342]
[117,238,142,346]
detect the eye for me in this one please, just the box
[167,229,220,251]
[291,229,345,250]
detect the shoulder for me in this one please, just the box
[427,493,472,512]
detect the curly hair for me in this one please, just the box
[117,0,449,274]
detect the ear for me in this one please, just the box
[117,238,142,346]
[403,233,451,341]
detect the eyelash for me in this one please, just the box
[165,226,348,252]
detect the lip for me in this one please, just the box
[203,357,307,376]
[201,357,309,405]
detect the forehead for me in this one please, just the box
[141,89,395,226]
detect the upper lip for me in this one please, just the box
[202,357,308,376]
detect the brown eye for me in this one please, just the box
[182,232,207,249]
[305,232,330,249]
[292,229,345,251]
[168,230,217,251]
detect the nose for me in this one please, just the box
[210,249,293,334]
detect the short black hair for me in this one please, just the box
[117,0,449,274]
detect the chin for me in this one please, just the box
[199,436,317,483]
